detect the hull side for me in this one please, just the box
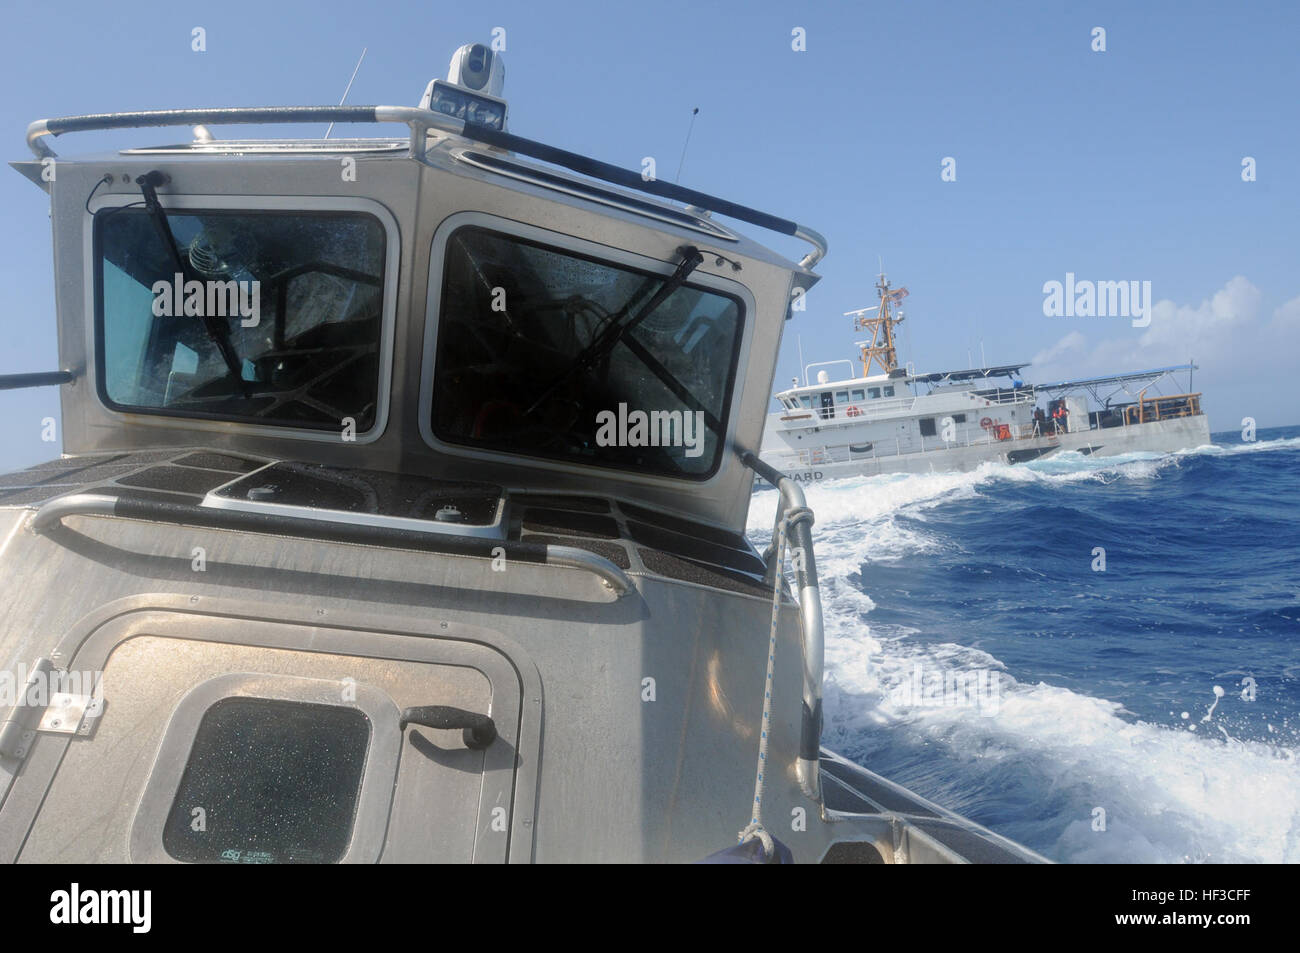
[761,414,1213,483]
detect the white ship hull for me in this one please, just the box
[762,413,1212,483]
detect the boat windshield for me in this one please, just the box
[430,226,744,478]
[95,208,387,431]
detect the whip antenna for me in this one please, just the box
[674,107,699,183]
[324,47,368,139]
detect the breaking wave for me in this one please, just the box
[749,428,1300,862]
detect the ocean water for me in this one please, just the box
[748,425,1300,863]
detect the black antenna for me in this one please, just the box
[674,107,699,183]
[324,47,368,139]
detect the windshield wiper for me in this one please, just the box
[136,171,249,397]
[524,245,705,417]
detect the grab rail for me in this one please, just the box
[1124,392,1202,425]
[740,450,824,801]
[29,492,632,597]
[25,105,827,269]
[0,370,76,391]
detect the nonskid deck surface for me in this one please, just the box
[0,450,774,598]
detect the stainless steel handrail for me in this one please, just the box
[24,105,827,269]
[29,492,633,597]
[740,450,824,801]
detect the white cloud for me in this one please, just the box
[1271,292,1300,331]
[1030,277,1300,429]
[1030,330,1086,367]
[1032,276,1292,379]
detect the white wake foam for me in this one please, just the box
[748,436,1300,862]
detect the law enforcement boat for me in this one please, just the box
[0,43,1045,863]
[761,273,1212,482]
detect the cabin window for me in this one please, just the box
[431,226,744,478]
[867,387,881,399]
[883,385,896,397]
[95,208,387,431]
[161,698,370,864]
[851,389,866,401]
[953,413,967,423]
[919,417,937,437]
[799,395,814,409]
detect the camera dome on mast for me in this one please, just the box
[419,42,508,130]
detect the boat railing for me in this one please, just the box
[28,492,633,596]
[1123,392,1202,425]
[789,394,917,426]
[739,450,823,802]
[24,105,827,268]
[979,388,1034,406]
[783,388,1034,430]
[776,419,1045,468]
[802,360,857,388]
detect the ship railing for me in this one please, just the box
[787,394,917,426]
[739,450,823,803]
[977,388,1035,406]
[1123,392,1202,425]
[24,106,827,268]
[784,390,1032,434]
[777,421,1044,468]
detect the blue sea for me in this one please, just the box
[749,425,1300,863]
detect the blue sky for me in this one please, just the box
[1,0,1296,469]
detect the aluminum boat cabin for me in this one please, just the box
[761,274,1212,481]
[0,44,1043,864]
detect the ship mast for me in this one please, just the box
[844,272,908,377]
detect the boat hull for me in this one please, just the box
[763,414,1212,483]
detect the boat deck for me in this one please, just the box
[1,449,775,600]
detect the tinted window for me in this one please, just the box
[162,698,370,864]
[883,385,896,397]
[919,417,937,437]
[867,387,881,399]
[96,208,387,431]
[432,227,743,478]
